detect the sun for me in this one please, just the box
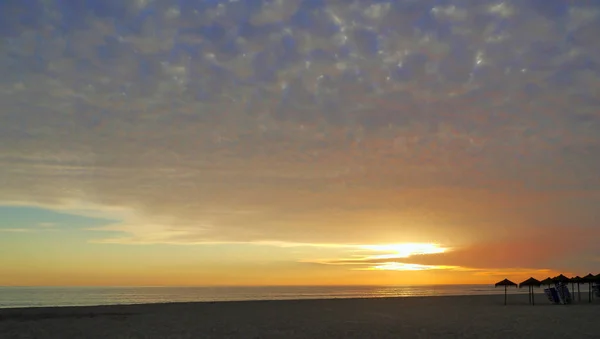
[352,243,450,271]
[358,243,448,259]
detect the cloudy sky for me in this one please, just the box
[1,0,600,286]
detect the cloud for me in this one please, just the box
[0,228,32,233]
[305,226,600,272]
[359,263,470,272]
[1,0,600,259]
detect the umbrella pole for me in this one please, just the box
[532,286,535,306]
[578,283,580,302]
[504,285,507,305]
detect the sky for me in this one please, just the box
[1,0,600,287]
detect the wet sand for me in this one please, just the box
[1,294,598,338]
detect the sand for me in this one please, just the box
[1,294,598,338]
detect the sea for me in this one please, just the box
[0,285,532,309]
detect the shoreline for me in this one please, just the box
[1,284,554,310]
[1,292,597,312]
[0,291,548,311]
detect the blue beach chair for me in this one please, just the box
[544,288,560,304]
[555,283,572,304]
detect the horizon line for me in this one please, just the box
[0,283,509,288]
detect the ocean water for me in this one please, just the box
[0,285,532,309]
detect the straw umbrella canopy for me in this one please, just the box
[540,277,554,287]
[583,273,595,302]
[519,277,542,305]
[495,279,518,305]
[553,274,570,284]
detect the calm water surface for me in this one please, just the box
[0,285,535,308]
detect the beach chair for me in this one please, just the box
[555,283,572,304]
[555,284,564,304]
[544,288,559,304]
[552,287,562,304]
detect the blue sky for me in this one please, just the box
[0,206,118,231]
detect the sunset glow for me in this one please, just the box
[358,243,449,258]
[370,263,463,272]
[2,0,600,288]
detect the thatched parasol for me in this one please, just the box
[540,277,554,287]
[519,277,542,305]
[583,273,595,303]
[569,278,576,297]
[571,276,583,302]
[495,279,518,305]
[553,274,570,283]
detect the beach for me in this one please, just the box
[1,294,598,338]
